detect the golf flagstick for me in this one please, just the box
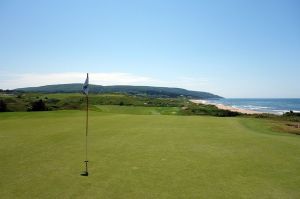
[81,73,89,176]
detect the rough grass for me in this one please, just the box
[0,93,187,112]
[0,110,299,199]
[94,105,180,115]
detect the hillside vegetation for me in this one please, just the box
[0,92,240,117]
[2,93,300,125]
[14,84,222,99]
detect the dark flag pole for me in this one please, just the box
[81,73,89,176]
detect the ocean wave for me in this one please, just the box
[242,105,269,109]
[209,99,300,115]
[269,110,290,114]
[232,105,269,111]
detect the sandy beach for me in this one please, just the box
[190,99,261,115]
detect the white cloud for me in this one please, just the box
[0,72,208,91]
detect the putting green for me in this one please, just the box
[0,110,299,198]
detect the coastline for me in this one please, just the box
[190,99,262,115]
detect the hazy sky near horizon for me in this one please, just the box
[0,0,299,98]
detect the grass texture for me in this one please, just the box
[0,110,299,198]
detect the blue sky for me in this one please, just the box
[0,0,299,97]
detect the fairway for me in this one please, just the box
[0,110,300,198]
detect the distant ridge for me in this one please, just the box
[15,84,222,99]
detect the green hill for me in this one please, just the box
[15,84,221,99]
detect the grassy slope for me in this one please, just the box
[0,110,299,199]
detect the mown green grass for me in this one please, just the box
[0,110,299,199]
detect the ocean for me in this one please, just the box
[206,98,300,115]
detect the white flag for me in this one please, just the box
[82,73,89,95]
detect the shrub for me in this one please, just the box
[28,100,48,111]
[0,100,8,112]
[283,111,300,117]
[180,103,240,117]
